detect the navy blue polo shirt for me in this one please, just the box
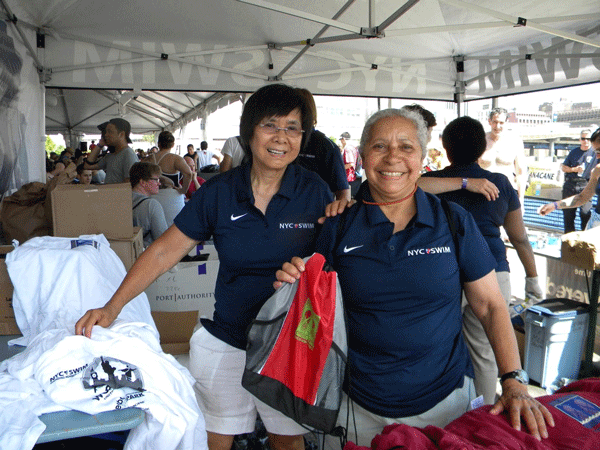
[296,128,349,194]
[174,162,333,349]
[421,163,519,272]
[315,183,496,418]
[563,147,597,184]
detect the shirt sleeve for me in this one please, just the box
[173,180,215,241]
[122,149,139,180]
[454,204,497,282]
[562,149,577,167]
[221,137,234,157]
[149,199,169,242]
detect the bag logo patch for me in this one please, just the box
[295,298,320,350]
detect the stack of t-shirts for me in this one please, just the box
[0,323,207,450]
[5,234,155,346]
[0,235,207,450]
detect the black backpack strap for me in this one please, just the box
[441,198,458,254]
[133,197,149,210]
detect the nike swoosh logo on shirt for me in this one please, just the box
[343,245,363,253]
[231,213,247,221]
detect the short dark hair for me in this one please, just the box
[76,163,90,175]
[404,104,437,128]
[239,84,313,162]
[295,88,317,125]
[591,127,600,143]
[157,130,175,149]
[442,116,487,165]
[108,118,132,143]
[200,141,208,150]
[488,107,508,121]
[129,162,161,188]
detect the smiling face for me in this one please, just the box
[488,112,507,139]
[249,108,303,174]
[363,116,423,203]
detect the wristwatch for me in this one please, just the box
[500,369,529,385]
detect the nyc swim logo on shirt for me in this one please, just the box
[279,222,315,229]
[406,246,451,257]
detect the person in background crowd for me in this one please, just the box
[183,154,206,200]
[404,103,437,144]
[340,131,362,197]
[75,83,334,450]
[294,88,350,201]
[129,162,168,247]
[423,147,444,172]
[49,152,59,162]
[83,118,139,184]
[539,128,600,230]
[145,131,193,196]
[219,135,245,173]
[186,143,200,170]
[478,107,526,204]
[420,116,543,404]
[198,141,221,172]
[89,140,97,151]
[275,107,554,447]
[150,146,159,154]
[74,163,93,185]
[559,129,597,233]
[143,131,192,226]
[136,148,146,160]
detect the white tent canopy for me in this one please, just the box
[2,0,599,136]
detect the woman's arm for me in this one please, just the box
[539,166,600,215]
[175,155,193,195]
[75,226,198,337]
[417,176,500,201]
[464,272,554,440]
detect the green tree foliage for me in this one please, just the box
[45,135,65,157]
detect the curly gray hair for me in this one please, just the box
[359,108,428,160]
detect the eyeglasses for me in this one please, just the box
[258,122,305,138]
[581,137,591,141]
[148,177,161,183]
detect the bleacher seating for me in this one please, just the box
[523,195,598,232]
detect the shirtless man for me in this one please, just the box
[479,108,526,202]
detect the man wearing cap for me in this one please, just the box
[84,118,139,184]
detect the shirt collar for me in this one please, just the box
[235,161,297,203]
[357,181,435,229]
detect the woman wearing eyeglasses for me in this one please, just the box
[76,84,333,450]
[539,128,600,230]
[129,162,168,247]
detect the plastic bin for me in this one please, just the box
[524,298,589,390]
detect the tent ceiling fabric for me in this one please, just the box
[3,0,600,134]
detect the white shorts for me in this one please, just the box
[188,327,307,436]
[325,376,475,450]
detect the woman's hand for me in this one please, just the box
[318,199,356,224]
[75,303,121,338]
[538,203,556,216]
[466,178,499,201]
[273,256,305,289]
[490,380,554,440]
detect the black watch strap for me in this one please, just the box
[500,369,529,385]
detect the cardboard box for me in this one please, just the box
[52,183,133,239]
[145,257,219,354]
[0,245,19,335]
[108,227,144,271]
[561,227,600,271]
